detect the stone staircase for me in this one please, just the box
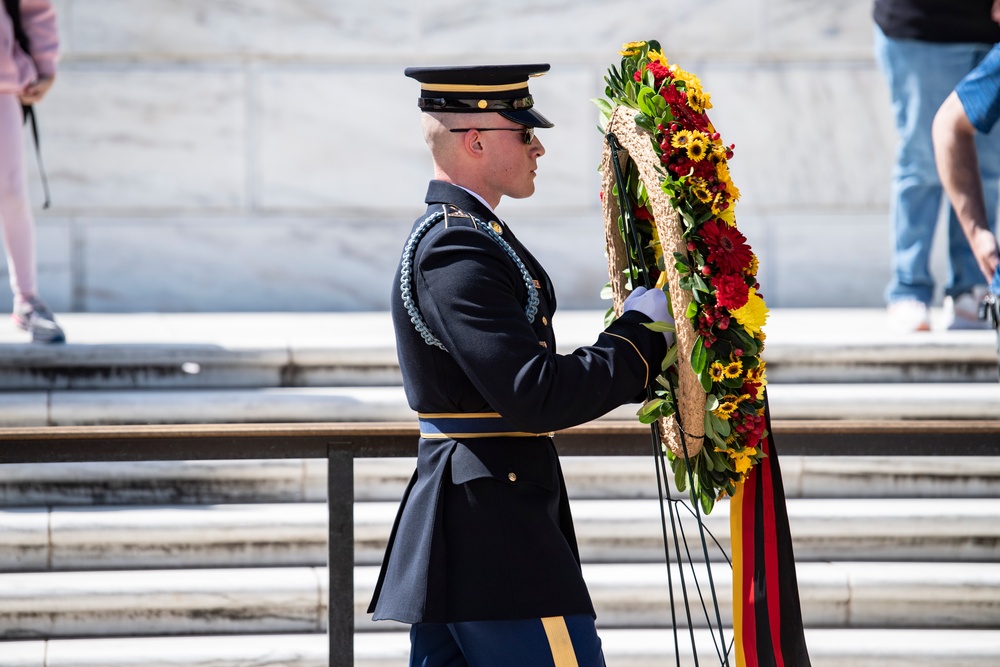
[0,455,999,665]
[0,310,998,665]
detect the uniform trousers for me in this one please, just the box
[409,614,605,667]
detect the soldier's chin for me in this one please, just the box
[508,183,536,199]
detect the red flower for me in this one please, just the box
[647,61,670,84]
[699,220,752,274]
[661,85,684,106]
[712,273,750,310]
[634,205,653,221]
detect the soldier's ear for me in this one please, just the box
[463,130,486,158]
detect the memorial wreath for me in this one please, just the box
[597,40,770,513]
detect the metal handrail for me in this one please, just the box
[0,419,998,666]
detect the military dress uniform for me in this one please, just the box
[368,64,668,666]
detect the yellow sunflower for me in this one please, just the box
[686,134,708,162]
[712,397,740,420]
[647,48,669,67]
[689,177,713,204]
[619,41,647,56]
[670,130,695,149]
[728,447,758,474]
[723,360,743,379]
[687,88,712,114]
[708,362,726,382]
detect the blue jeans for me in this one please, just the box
[874,27,1000,304]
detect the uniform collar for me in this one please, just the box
[424,180,502,227]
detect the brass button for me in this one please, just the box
[508,472,517,482]
[478,100,488,109]
[541,316,548,326]
[490,221,503,234]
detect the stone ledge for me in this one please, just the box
[2,498,998,572]
[0,561,998,638]
[0,310,995,389]
[2,382,997,427]
[0,457,997,507]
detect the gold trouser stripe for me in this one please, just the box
[540,616,580,667]
[420,81,527,93]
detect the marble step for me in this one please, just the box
[4,628,1000,667]
[4,381,1000,427]
[1,456,997,507]
[2,498,998,572]
[0,311,996,390]
[1,562,997,640]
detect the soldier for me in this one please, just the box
[368,63,671,666]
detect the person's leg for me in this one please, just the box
[0,93,37,300]
[409,622,469,667]
[874,31,984,309]
[0,93,64,342]
[448,615,605,667]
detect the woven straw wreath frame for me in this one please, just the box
[601,105,706,458]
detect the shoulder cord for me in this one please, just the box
[400,205,540,352]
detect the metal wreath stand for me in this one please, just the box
[602,105,734,667]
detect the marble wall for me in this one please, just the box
[7,0,950,312]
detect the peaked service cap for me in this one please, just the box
[404,63,554,128]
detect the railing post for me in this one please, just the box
[327,442,354,667]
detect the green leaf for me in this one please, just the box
[591,97,614,115]
[661,344,678,370]
[673,459,688,492]
[642,321,676,333]
[710,412,731,438]
[705,394,720,412]
[636,398,666,424]
[634,113,656,133]
[690,337,707,373]
[703,410,716,440]
[700,368,714,392]
[703,448,716,472]
[637,86,656,116]
[685,301,698,319]
[701,489,716,514]
[651,93,667,117]
[692,273,710,292]
[600,283,613,300]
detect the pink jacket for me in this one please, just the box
[0,0,59,95]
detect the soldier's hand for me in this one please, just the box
[623,287,673,345]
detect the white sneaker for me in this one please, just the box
[887,299,931,333]
[943,286,990,330]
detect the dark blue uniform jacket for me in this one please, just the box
[368,180,667,624]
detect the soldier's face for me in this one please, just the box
[486,122,545,201]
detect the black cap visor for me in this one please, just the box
[500,107,554,129]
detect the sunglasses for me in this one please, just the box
[449,126,535,145]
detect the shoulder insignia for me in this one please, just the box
[443,205,476,229]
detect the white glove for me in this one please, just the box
[623,287,674,345]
